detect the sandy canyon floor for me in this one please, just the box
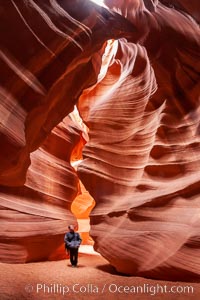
[0,246,199,300]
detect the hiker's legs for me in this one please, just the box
[70,248,78,266]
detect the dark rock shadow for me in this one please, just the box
[96,264,200,283]
[96,264,130,277]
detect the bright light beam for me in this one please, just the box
[90,0,106,7]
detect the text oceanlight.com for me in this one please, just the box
[24,283,194,296]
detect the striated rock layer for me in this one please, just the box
[78,0,200,280]
[0,0,133,187]
[0,0,133,262]
[0,0,200,280]
[0,114,84,262]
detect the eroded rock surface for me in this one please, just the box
[78,0,200,280]
[0,0,133,262]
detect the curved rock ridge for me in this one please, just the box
[159,0,200,24]
[0,0,133,263]
[0,0,134,186]
[0,113,88,263]
[77,1,200,280]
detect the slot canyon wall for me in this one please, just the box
[0,0,200,280]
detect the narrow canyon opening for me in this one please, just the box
[69,107,96,250]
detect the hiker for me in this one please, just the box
[64,225,82,267]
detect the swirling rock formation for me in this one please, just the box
[78,0,200,280]
[0,114,83,262]
[0,0,200,280]
[0,0,133,262]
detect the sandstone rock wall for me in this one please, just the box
[77,0,200,280]
[0,0,132,262]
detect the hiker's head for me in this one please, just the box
[68,225,75,232]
